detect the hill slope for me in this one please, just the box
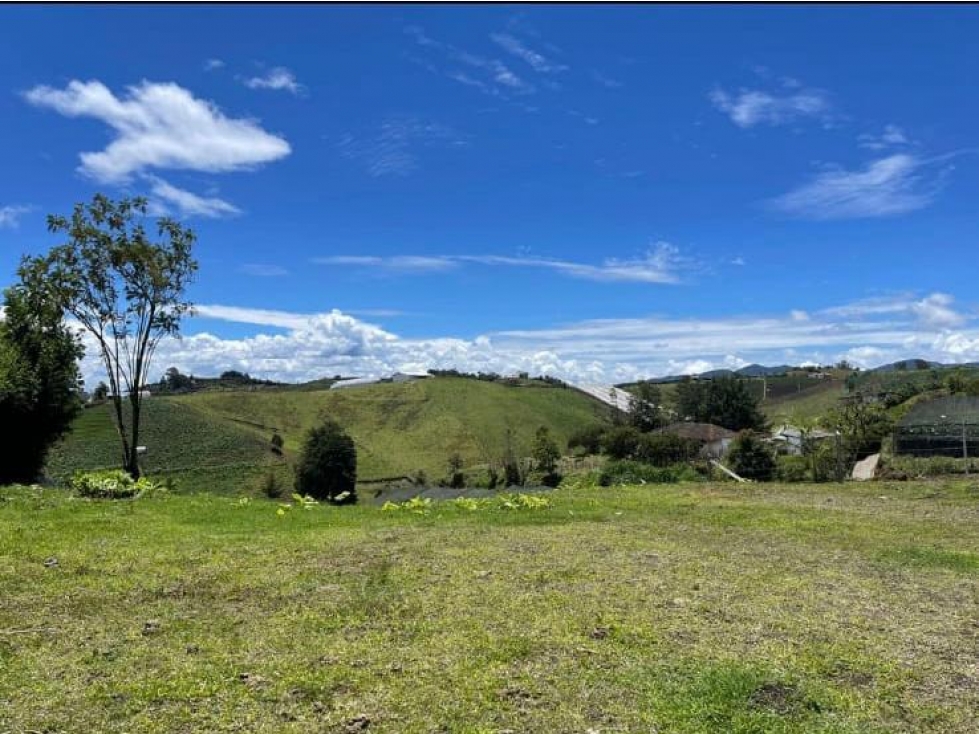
[175,376,610,481]
[45,398,281,494]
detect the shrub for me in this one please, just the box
[776,455,809,483]
[526,469,563,488]
[443,453,465,488]
[558,471,602,490]
[295,419,357,504]
[727,432,777,481]
[270,432,284,455]
[635,433,701,467]
[602,426,643,460]
[599,460,701,486]
[567,424,606,455]
[261,470,284,498]
[532,426,561,474]
[69,469,162,499]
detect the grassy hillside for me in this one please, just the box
[176,377,610,481]
[45,399,282,494]
[4,480,979,732]
[761,378,846,425]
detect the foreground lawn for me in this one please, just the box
[2,482,978,733]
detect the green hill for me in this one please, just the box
[45,398,282,494]
[48,377,609,492]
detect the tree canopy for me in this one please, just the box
[675,377,766,431]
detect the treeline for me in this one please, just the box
[429,369,568,388]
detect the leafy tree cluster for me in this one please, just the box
[627,380,667,432]
[675,377,766,431]
[0,286,83,484]
[19,195,197,477]
[569,424,700,467]
[295,419,357,503]
[726,431,777,481]
[531,426,562,486]
[824,398,893,461]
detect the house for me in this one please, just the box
[655,422,737,459]
[769,425,836,456]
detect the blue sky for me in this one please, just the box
[2,4,979,385]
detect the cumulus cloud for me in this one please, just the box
[0,205,32,229]
[24,79,291,183]
[315,243,689,284]
[145,176,240,219]
[710,84,831,128]
[768,154,946,220]
[243,67,304,95]
[71,292,979,388]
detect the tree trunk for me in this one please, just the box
[127,394,141,479]
[110,394,132,475]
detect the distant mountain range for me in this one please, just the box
[628,359,979,386]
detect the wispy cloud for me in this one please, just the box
[490,33,567,73]
[238,263,289,277]
[858,124,911,151]
[145,175,240,219]
[203,58,225,71]
[0,204,32,229]
[336,117,467,178]
[710,82,832,128]
[591,70,623,89]
[243,67,305,96]
[24,79,291,183]
[768,154,948,220]
[315,243,689,284]
[405,25,534,97]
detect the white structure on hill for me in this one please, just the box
[572,384,634,412]
[331,371,432,390]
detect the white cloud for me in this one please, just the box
[315,242,689,284]
[145,176,240,219]
[910,293,965,328]
[768,154,945,220]
[72,291,979,387]
[405,25,534,97]
[859,124,910,151]
[243,67,304,96]
[0,205,31,229]
[25,79,291,183]
[710,85,831,128]
[204,59,225,71]
[490,33,567,73]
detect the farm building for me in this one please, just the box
[893,395,979,458]
[770,425,836,456]
[331,371,432,390]
[655,422,736,459]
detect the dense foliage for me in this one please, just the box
[295,419,357,503]
[69,469,163,499]
[599,460,701,486]
[727,432,777,481]
[676,377,766,431]
[0,286,83,484]
[19,195,197,477]
[628,380,666,432]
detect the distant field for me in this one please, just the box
[177,377,609,481]
[45,399,281,494]
[762,379,846,425]
[48,377,610,489]
[2,481,978,732]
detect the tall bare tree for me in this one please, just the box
[20,195,197,477]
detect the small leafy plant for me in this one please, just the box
[69,470,163,499]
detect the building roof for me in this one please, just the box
[655,422,737,442]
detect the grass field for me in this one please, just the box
[2,481,978,733]
[45,398,283,494]
[173,376,609,481]
[761,379,846,426]
[45,377,609,491]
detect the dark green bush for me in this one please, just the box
[567,424,606,455]
[776,455,809,482]
[635,433,701,467]
[727,431,777,481]
[295,419,357,504]
[602,426,643,460]
[599,460,701,486]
